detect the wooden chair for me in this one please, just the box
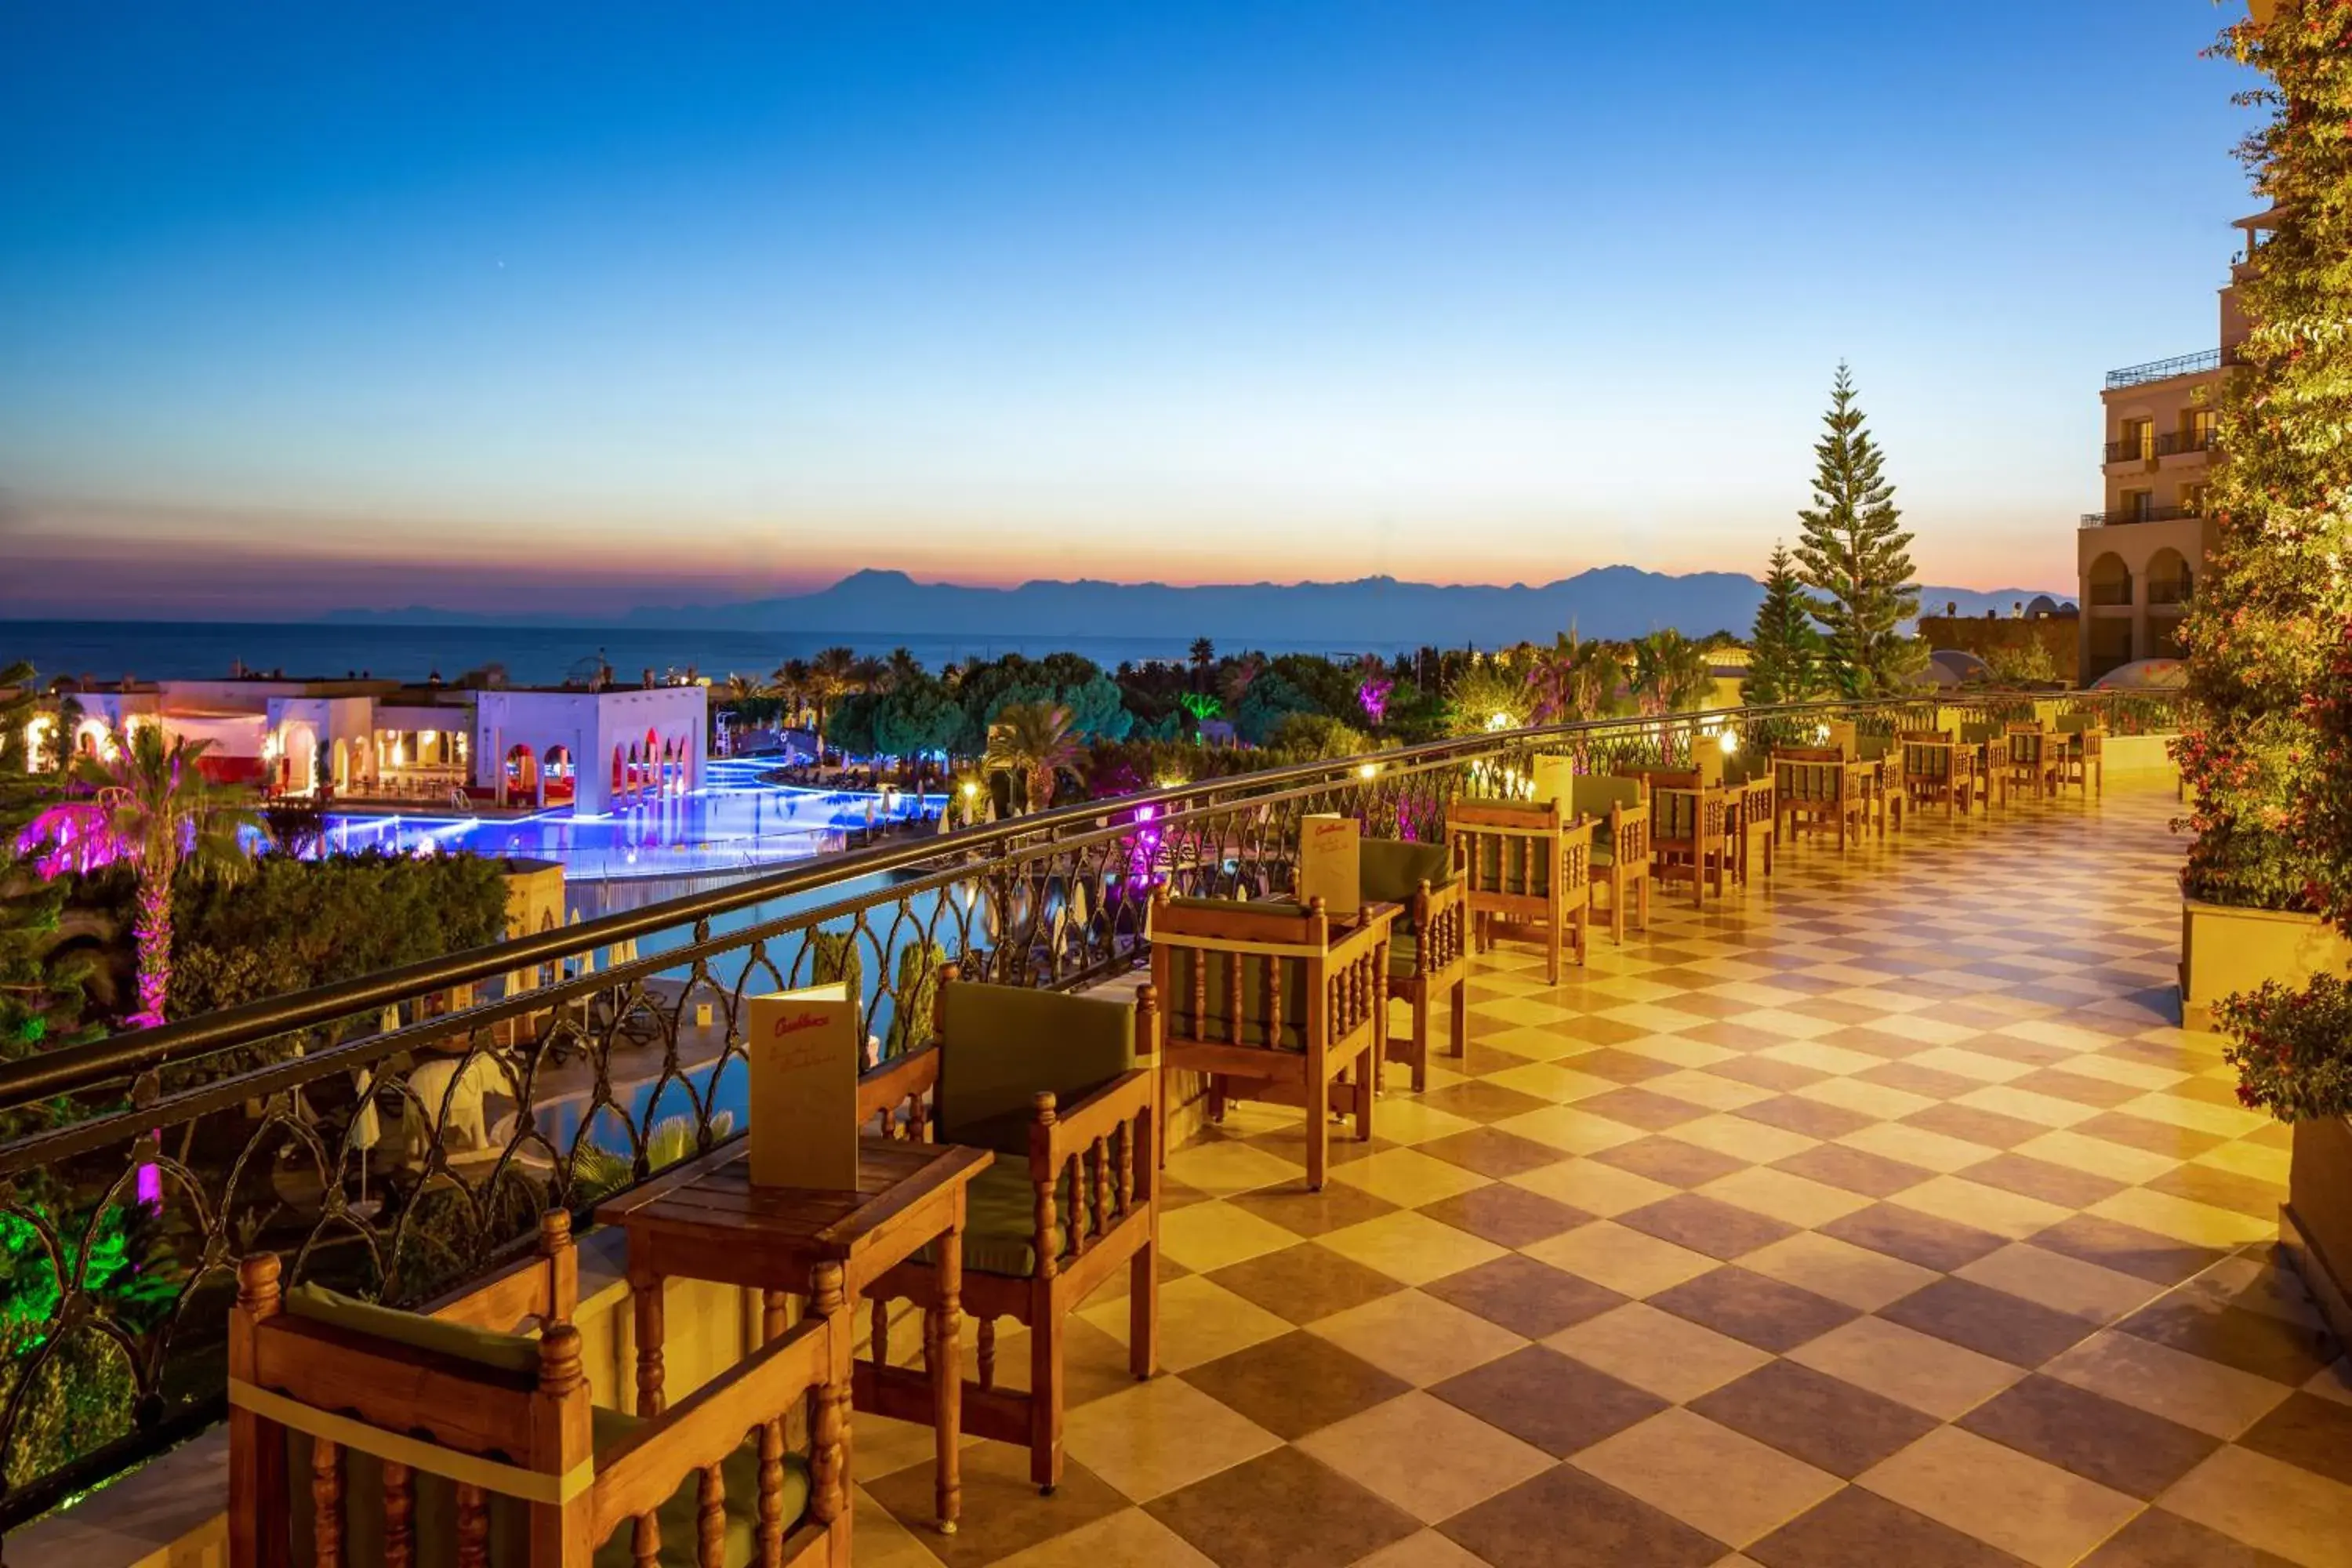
[2055,717,2106,797]
[1719,753,1776,885]
[1773,749,1868,850]
[1148,889,1393,1191]
[2005,723,2062,798]
[229,1211,853,1568]
[1358,838,1468,1091]
[1897,731,1978,817]
[856,977,1159,1495]
[1570,775,1651,941]
[1961,721,2011,808]
[1642,773,1733,907]
[1447,798,1593,982]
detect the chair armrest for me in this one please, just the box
[1031,1068,1156,1173]
[590,1308,838,1539]
[1325,906,1397,964]
[858,1043,939,1125]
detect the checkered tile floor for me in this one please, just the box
[851,782,2352,1568]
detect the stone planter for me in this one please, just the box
[2101,732,2180,779]
[2179,897,2352,1031]
[2284,1116,2352,1348]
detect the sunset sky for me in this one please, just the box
[0,2,2256,621]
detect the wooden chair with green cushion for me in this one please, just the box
[1641,772,1732,907]
[229,1211,854,1568]
[2054,715,2106,797]
[1960,720,2012,808]
[1570,775,1651,942]
[1897,730,1977,817]
[1359,837,1468,1091]
[1718,751,1776,885]
[854,975,1160,1495]
[1773,748,1867,850]
[2005,722,2062,798]
[1446,797,1592,982]
[1146,888,1393,1191]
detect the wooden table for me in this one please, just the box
[596,1137,993,1534]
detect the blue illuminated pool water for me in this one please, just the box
[321,759,935,881]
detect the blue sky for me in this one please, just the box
[0,1,2258,618]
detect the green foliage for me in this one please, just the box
[1981,639,2058,688]
[1229,671,1322,746]
[983,701,1087,811]
[1744,545,1822,705]
[1630,630,1714,716]
[1445,660,1532,737]
[885,940,948,1059]
[808,927,864,1004]
[1263,713,1368,759]
[169,851,511,1042]
[1794,364,1925,697]
[570,1112,735,1206]
[2219,975,2352,1123]
[2179,5,2352,914]
[959,653,1133,744]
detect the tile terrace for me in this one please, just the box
[848,782,2352,1568]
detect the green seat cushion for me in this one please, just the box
[1588,844,1614,869]
[1162,945,1309,1051]
[920,1159,1081,1279]
[285,1282,543,1378]
[1570,775,1641,819]
[1359,838,1454,907]
[936,983,1134,1148]
[279,1388,808,1566]
[1386,929,1421,980]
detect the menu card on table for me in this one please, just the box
[1298,813,1363,918]
[1532,754,1576,812]
[746,982,860,1190]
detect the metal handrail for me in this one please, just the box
[2080,505,2201,528]
[2104,349,2223,390]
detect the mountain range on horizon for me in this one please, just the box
[320,566,2072,648]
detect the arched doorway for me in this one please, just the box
[2144,548,2192,606]
[2085,553,2132,608]
[332,739,351,793]
[543,745,575,806]
[504,743,539,808]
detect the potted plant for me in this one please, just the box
[2174,2,2352,1028]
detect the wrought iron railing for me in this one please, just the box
[0,691,2186,1532]
[2103,349,2224,390]
[2080,504,2201,528]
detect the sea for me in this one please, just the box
[0,620,1295,688]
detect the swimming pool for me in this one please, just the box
[322,759,935,881]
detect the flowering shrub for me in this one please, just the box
[2220,974,2352,1122]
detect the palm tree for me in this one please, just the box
[884,647,925,693]
[983,702,1085,814]
[804,646,859,765]
[18,727,261,1027]
[1526,632,1622,725]
[1188,638,1216,688]
[1631,630,1714,717]
[848,655,888,694]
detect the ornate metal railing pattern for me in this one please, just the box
[0,692,2183,1529]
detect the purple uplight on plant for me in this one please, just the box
[1356,677,1392,726]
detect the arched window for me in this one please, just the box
[2146,548,2193,606]
[2085,553,2132,608]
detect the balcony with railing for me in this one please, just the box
[2103,347,2236,391]
[2104,429,2217,464]
[13,691,2339,1568]
[2080,503,2201,528]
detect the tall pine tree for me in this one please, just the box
[1793,364,1924,696]
[1743,543,1821,704]
[0,662,90,1055]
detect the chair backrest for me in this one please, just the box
[1959,720,2005,746]
[1900,736,1954,782]
[1359,837,1454,906]
[1857,732,1896,762]
[1773,750,1847,804]
[2006,722,2052,762]
[935,980,1138,1143]
[1148,892,1328,1052]
[1570,774,1641,819]
[1449,798,1567,900]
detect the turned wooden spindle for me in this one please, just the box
[810,1263,848,1530]
[632,1511,661,1568]
[454,1482,489,1568]
[760,1289,789,1565]
[1033,1093,1059,1279]
[311,1438,344,1568]
[1266,956,1283,1055]
[871,1296,890,1369]
[1091,1136,1109,1240]
[1114,1123,1133,1218]
[381,1461,416,1568]
[698,1464,726,1566]
[237,1251,283,1319]
[977,1319,996,1390]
